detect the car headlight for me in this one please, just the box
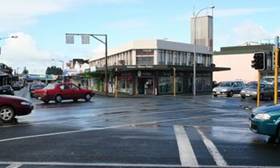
[254,113,271,120]
[21,101,31,106]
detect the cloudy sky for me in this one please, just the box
[0,0,279,73]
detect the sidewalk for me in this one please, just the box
[95,91,212,98]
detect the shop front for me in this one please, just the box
[88,65,222,96]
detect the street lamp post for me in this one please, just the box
[193,6,215,96]
[65,33,108,96]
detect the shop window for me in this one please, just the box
[159,77,171,94]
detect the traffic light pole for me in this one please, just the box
[257,71,261,107]
[274,47,279,105]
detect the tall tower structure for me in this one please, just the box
[191,15,213,51]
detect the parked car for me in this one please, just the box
[32,82,95,103]
[29,83,46,98]
[0,95,33,123]
[250,104,280,142]
[0,85,14,95]
[11,82,22,91]
[212,81,245,97]
[261,76,280,85]
[240,82,274,100]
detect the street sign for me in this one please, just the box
[81,35,90,44]
[65,34,74,44]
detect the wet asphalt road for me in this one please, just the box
[0,87,279,168]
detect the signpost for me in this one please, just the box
[274,36,280,105]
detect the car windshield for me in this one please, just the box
[246,82,257,88]
[219,82,233,87]
[44,83,55,89]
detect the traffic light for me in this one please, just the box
[252,52,266,70]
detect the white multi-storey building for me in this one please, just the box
[90,39,212,68]
[87,39,227,95]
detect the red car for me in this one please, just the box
[0,95,33,123]
[32,82,95,103]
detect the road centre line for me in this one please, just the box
[0,112,224,129]
[1,161,279,168]
[174,125,198,167]
[1,161,181,168]
[0,116,216,143]
[6,162,22,168]
[0,113,246,143]
[196,127,228,167]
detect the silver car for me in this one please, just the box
[213,81,245,97]
[240,82,275,100]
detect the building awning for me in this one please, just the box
[95,65,230,73]
[0,71,9,77]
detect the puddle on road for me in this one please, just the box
[205,126,268,144]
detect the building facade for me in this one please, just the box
[0,63,13,86]
[213,44,274,82]
[87,39,227,95]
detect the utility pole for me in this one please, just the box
[173,67,176,96]
[257,71,261,107]
[65,33,109,96]
[274,36,279,105]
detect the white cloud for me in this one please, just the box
[0,0,83,32]
[106,19,149,30]
[232,22,271,43]
[1,32,61,74]
[177,7,274,22]
[214,7,274,18]
[214,21,275,50]
[0,0,140,32]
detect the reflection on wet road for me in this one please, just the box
[0,88,279,167]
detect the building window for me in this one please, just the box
[136,49,154,56]
[136,57,154,65]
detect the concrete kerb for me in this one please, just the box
[95,91,212,98]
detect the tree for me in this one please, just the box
[46,66,63,75]
[22,67,29,75]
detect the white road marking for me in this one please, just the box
[196,127,228,167]
[0,161,278,168]
[0,115,221,143]
[6,162,22,168]
[173,125,198,167]
[0,161,181,167]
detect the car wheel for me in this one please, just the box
[43,100,49,104]
[213,94,217,97]
[277,125,280,143]
[73,98,78,102]
[267,136,277,143]
[0,106,15,123]
[85,94,92,102]
[227,91,233,97]
[55,95,63,103]
[241,95,246,99]
[260,94,264,101]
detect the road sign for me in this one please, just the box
[65,34,74,44]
